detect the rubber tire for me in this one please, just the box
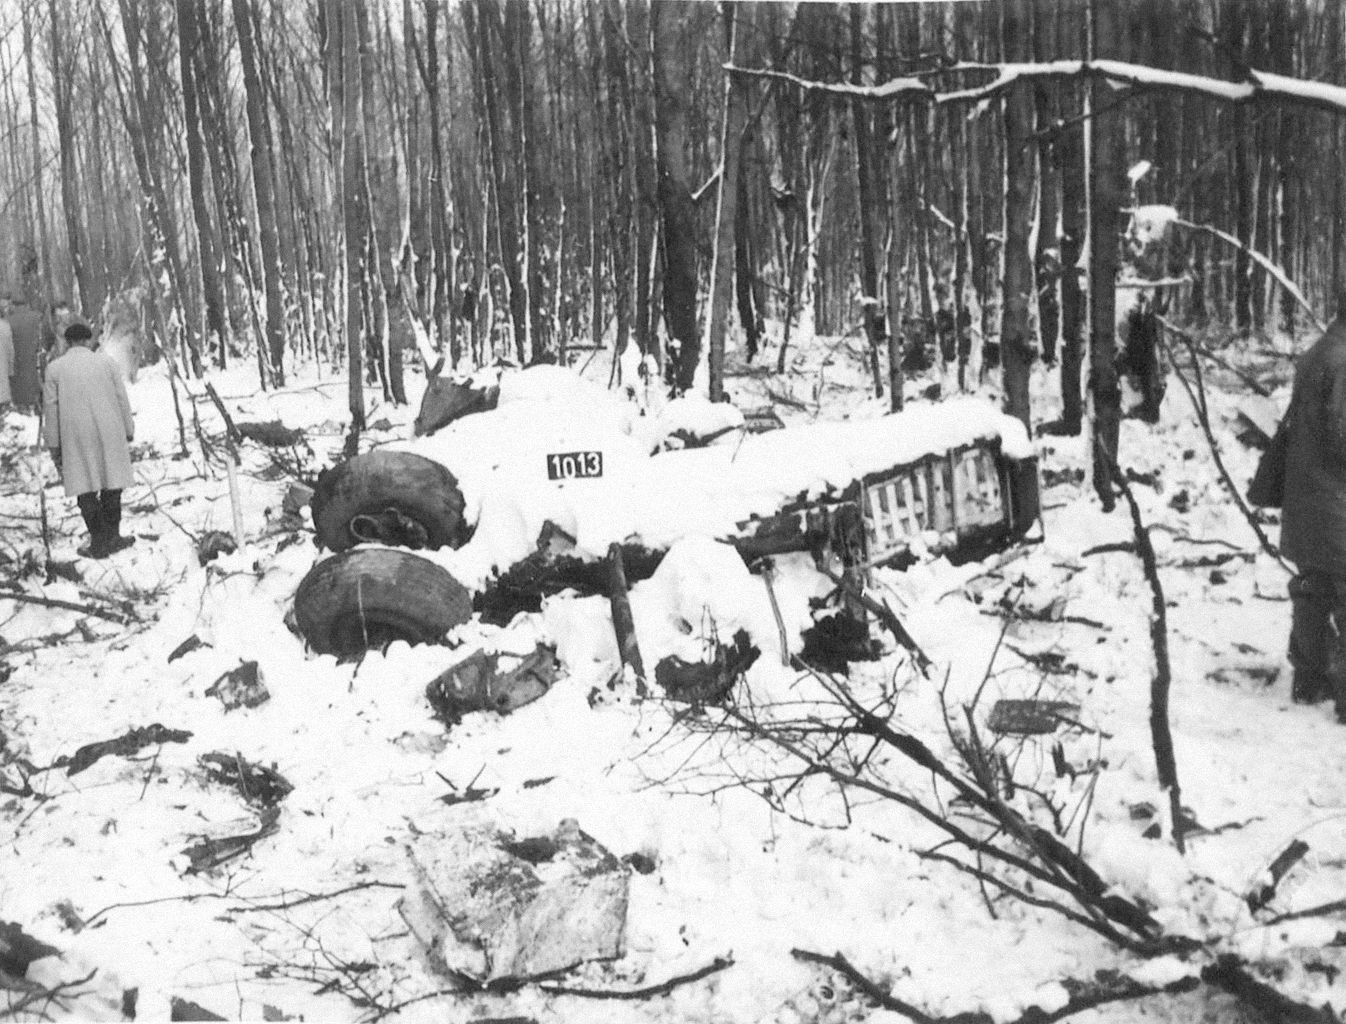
[293,548,473,659]
[311,450,468,552]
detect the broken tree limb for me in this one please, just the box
[1106,452,1185,856]
[538,955,734,1000]
[792,949,1202,1024]
[790,949,946,1024]
[727,57,1346,119]
[1247,840,1312,913]
[1168,220,1323,333]
[1201,955,1338,1024]
[607,543,646,693]
[1154,317,1273,397]
[0,588,132,625]
[1155,320,1293,575]
[204,382,247,547]
[818,565,932,676]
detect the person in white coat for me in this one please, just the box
[42,322,136,558]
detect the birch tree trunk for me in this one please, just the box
[704,3,753,402]
[849,4,886,402]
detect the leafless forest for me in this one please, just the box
[2,0,1343,457]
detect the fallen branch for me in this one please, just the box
[1106,451,1185,856]
[1155,319,1292,574]
[791,949,942,1023]
[1201,955,1338,1024]
[0,587,132,625]
[538,955,734,1000]
[229,880,404,914]
[1247,839,1311,913]
[791,949,1202,1024]
[817,565,932,675]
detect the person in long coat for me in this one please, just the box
[8,296,41,411]
[1281,315,1346,717]
[41,322,136,558]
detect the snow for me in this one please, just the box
[2,329,1345,1023]
[401,366,1031,587]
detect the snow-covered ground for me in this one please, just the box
[1,328,1342,1023]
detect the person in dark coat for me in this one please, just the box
[41,322,136,558]
[1281,316,1346,716]
[7,295,41,412]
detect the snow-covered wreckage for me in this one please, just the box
[292,366,1039,660]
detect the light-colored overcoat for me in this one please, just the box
[41,346,135,496]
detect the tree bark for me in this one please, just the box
[652,0,700,393]
[849,4,886,402]
[48,0,89,316]
[1001,0,1035,433]
[177,0,229,367]
[232,0,287,386]
[1032,0,1060,364]
[705,3,753,402]
[1089,0,1125,510]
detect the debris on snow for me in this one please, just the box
[204,660,269,711]
[398,818,629,982]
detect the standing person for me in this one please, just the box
[8,295,41,412]
[41,322,136,558]
[1281,315,1346,717]
[0,301,13,412]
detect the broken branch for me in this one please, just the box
[538,955,734,1000]
[1105,452,1185,856]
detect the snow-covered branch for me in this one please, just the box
[728,58,1346,116]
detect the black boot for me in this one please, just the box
[76,492,110,558]
[99,489,134,554]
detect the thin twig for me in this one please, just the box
[539,955,734,1000]
[229,881,405,914]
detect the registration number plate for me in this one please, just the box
[546,451,603,480]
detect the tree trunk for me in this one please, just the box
[849,4,886,402]
[1089,0,1125,510]
[177,0,229,367]
[23,5,52,315]
[705,3,753,403]
[232,0,287,386]
[48,0,89,316]
[1033,0,1060,364]
[1001,0,1035,434]
[341,0,368,432]
[652,0,700,393]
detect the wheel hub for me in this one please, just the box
[349,507,432,548]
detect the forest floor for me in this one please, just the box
[1,326,1342,1024]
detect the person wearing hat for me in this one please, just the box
[41,322,136,558]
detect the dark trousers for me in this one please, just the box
[76,489,123,551]
[1288,572,1346,711]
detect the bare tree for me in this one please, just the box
[704,3,754,402]
[233,0,288,386]
[652,0,700,393]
